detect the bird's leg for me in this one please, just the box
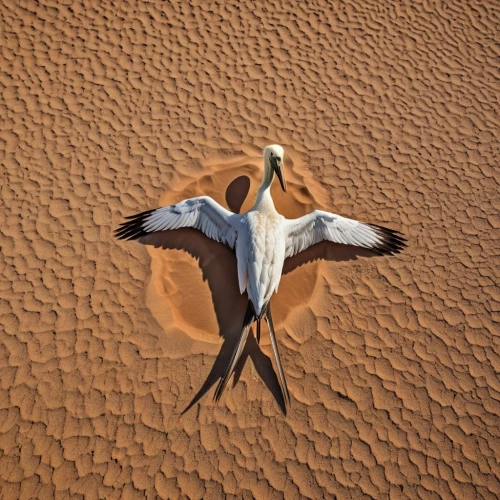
[265,303,290,406]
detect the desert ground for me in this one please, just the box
[1,0,499,498]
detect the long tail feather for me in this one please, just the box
[257,319,261,344]
[265,303,290,406]
[214,301,255,402]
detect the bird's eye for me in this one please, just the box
[270,152,274,156]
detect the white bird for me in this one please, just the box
[115,145,407,407]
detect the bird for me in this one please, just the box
[115,145,407,407]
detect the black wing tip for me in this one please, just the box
[114,210,154,241]
[368,224,408,256]
[123,208,156,220]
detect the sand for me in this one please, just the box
[1,0,499,498]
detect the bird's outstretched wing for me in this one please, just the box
[115,196,237,248]
[284,210,407,258]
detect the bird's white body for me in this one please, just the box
[235,187,286,316]
[116,144,406,406]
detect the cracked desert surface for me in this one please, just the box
[1,1,499,499]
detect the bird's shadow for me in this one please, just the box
[140,175,378,414]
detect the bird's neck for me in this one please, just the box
[255,162,276,208]
[259,161,275,192]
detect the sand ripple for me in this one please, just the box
[1,0,499,498]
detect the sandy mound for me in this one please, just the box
[1,0,499,499]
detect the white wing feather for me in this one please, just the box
[284,210,406,258]
[115,196,237,248]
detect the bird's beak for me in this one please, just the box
[270,156,287,192]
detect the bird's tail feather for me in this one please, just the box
[214,300,255,402]
[214,300,291,408]
[265,302,290,406]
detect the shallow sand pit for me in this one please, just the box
[1,0,500,498]
[143,151,327,346]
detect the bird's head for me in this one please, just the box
[263,144,287,192]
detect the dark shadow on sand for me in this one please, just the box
[139,175,379,413]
